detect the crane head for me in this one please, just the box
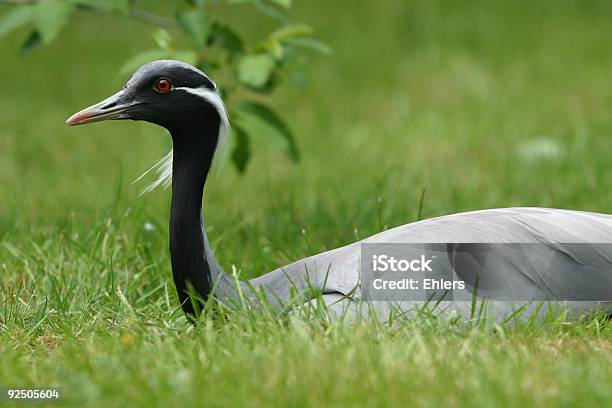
[66,60,227,132]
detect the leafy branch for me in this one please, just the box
[0,0,330,172]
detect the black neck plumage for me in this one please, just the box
[168,119,224,316]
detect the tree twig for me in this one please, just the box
[0,0,36,5]
[0,0,177,29]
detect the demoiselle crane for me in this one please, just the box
[66,60,612,321]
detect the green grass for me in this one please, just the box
[1,0,611,406]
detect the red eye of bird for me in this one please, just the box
[154,78,172,94]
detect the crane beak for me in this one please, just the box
[66,90,136,126]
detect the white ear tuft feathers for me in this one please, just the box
[133,86,230,195]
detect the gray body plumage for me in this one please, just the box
[247,207,612,320]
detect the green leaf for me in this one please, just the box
[34,0,74,44]
[261,37,283,60]
[237,101,299,161]
[231,125,251,173]
[266,0,292,9]
[237,54,276,88]
[153,29,173,50]
[248,0,286,23]
[270,23,312,41]
[285,37,331,55]
[0,6,34,39]
[177,8,208,49]
[20,30,42,55]
[120,49,171,75]
[258,24,317,59]
[209,22,244,56]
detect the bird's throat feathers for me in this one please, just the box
[167,125,222,316]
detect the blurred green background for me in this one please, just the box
[0,0,611,276]
[1,2,611,406]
